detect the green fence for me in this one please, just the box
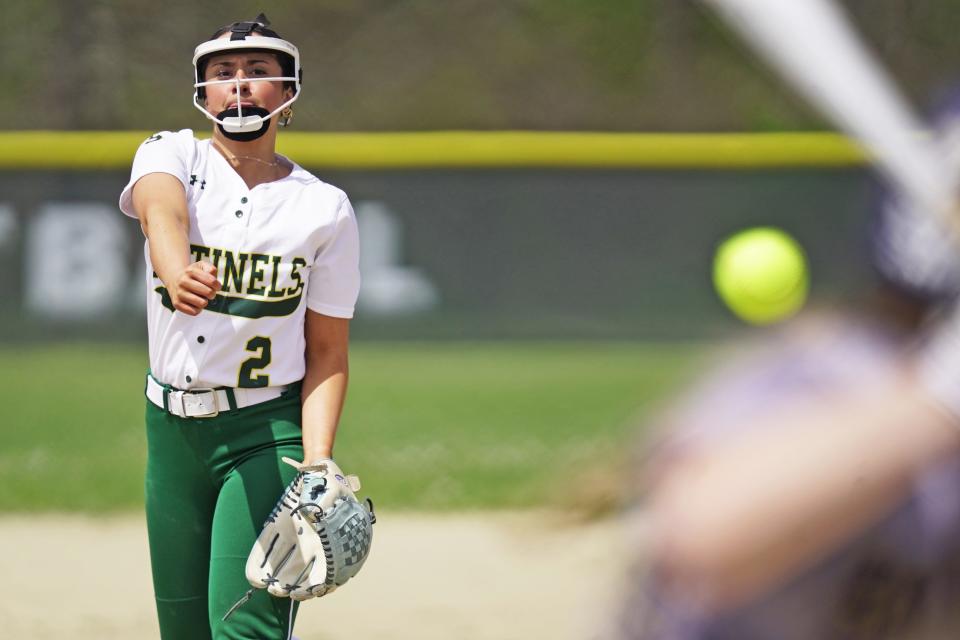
[0,131,875,341]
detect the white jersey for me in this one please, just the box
[119,129,360,390]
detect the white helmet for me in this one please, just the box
[192,14,301,140]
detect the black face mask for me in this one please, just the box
[215,106,272,141]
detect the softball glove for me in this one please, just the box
[245,457,375,601]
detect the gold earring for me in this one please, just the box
[279,107,294,127]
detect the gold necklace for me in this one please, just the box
[213,138,280,168]
[231,154,280,168]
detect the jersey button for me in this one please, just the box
[241,197,248,204]
[197,336,205,343]
[235,210,243,218]
[185,375,193,383]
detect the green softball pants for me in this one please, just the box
[144,389,304,640]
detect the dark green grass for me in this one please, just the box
[0,342,706,512]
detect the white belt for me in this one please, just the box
[145,375,292,419]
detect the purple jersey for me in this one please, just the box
[615,315,960,640]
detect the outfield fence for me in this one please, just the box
[0,131,876,341]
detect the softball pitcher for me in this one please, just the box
[119,14,365,640]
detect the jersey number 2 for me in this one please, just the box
[239,336,272,388]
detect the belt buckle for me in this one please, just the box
[180,388,220,418]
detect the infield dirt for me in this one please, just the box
[0,512,628,639]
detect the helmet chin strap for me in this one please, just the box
[215,106,272,141]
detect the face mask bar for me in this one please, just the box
[193,75,300,133]
[192,33,301,135]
